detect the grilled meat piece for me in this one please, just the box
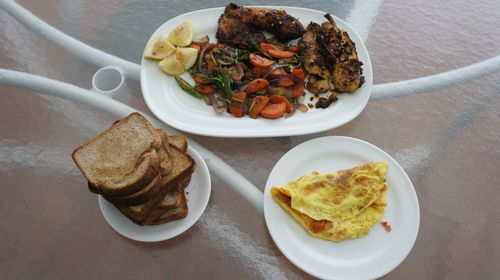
[237,5,305,41]
[216,3,265,49]
[299,22,331,94]
[322,14,363,93]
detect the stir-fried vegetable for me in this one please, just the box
[174,75,203,98]
[176,35,307,119]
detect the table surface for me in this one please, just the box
[1,0,499,279]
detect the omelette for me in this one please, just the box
[270,162,388,242]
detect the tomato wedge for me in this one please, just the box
[249,53,274,68]
[248,96,270,119]
[267,49,295,59]
[260,43,285,53]
[245,78,269,94]
[270,95,292,113]
[260,103,286,119]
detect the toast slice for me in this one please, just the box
[103,174,162,206]
[148,193,189,225]
[156,129,173,178]
[111,177,169,226]
[160,145,195,188]
[112,145,195,225]
[88,128,174,200]
[72,113,162,196]
[168,135,187,152]
[143,173,192,224]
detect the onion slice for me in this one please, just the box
[208,94,226,114]
[267,73,305,84]
[262,64,288,79]
[197,43,215,72]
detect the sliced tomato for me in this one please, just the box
[260,43,285,54]
[267,49,295,59]
[249,53,274,68]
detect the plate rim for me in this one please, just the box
[98,145,211,242]
[263,136,420,279]
[140,6,373,138]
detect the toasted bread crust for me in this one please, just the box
[73,113,162,196]
[168,135,188,152]
[148,194,189,225]
[111,182,170,226]
[97,149,160,197]
[103,174,163,206]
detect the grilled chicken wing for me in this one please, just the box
[299,23,331,94]
[237,5,305,41]
[216,3,265,49]
[322,14,363,93]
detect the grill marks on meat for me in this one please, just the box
[323,14,363,93]
[216,3,265,49]
[299,23,331,94]
[216,3,305,48]
[299,14,364,94]
[238,6,305,41]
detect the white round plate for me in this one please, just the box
[263,136,420,280]
[98,146,211,242]
[141,7,373,137]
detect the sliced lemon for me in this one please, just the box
[167,21,194,47]
[176,47,198,70]
[144,35,176,60]
[158,54,184,75]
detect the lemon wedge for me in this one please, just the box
[167,21,194,47]
[158,54,184,75]
[144,35,176,60]
[176,47,199,70]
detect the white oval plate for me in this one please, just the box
[264,136,420,280]
[141,7,373,137]
[98,146,211,242]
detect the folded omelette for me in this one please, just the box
[270,162,388,242]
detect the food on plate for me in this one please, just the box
[299,14,364,104]
[270,162,388,242]
[381,221,392,232]
[216,3,304,47]
[167,21,195,47]
[72,112,195,226]
[158,53,185,75]
[146,4,366,117]
[145,22,199,75]
[322,14,364,93]
[144,35,176,60]
[176,47,199,69]
[216,3,265,49]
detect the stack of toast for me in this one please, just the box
[72,112,195,225]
